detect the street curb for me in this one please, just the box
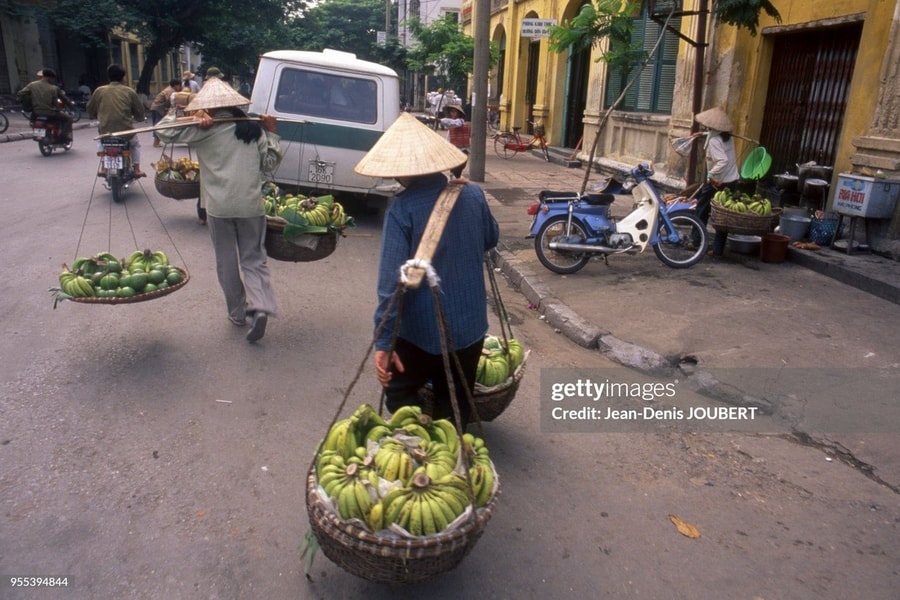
[490,246,674,373]
[787,245,900,305]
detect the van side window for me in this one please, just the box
[274,68,377,124]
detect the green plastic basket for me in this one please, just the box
[740,146,772,180]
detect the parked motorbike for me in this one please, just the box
[98,136,137,203]
[29,113,72,156]
[527,163,708,274]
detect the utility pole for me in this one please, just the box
[469,0,490,181]
[385,0,391,38]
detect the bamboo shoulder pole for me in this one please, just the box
[93,116,309,140]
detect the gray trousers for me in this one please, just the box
[207,215,278,323]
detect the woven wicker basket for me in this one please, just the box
[265,218,338,262]
[419,354,528,422]
[306,464,498,584]
[154,174,200,200]
[471,358,527,422]
[710,201,783,235]
[69,267,190,305]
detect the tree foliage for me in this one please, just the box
[714,0,781,36]
[548,0,642,74]
[405,14,498,95]
[38,0,306,93]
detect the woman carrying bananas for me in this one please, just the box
[156,78,283,343]
[692,107,740,253]
[356,113,499,428]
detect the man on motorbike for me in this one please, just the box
[87,64,147,177]
[16,68,74,143]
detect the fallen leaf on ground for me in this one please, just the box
[668,514,700,538]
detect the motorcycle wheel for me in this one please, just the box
[535,215,591,274]
[0,110,8,134]
[653,211,708,268]
[68,105,81,123]
[109,174,125,203]
[38,140,53,156]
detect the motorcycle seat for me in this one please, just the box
[539,190,579,203]
[583,193,616,206]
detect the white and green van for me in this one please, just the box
[249,49,400,201]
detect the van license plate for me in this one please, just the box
[103,156,124,169]
[308,161,334,184]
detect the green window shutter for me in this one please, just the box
[604,7,680,113]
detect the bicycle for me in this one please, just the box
[493,121,549,161]
[0,105,8,134]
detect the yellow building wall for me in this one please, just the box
[478,0,590,144]
[724,0,889,179]
[474,0,892,191]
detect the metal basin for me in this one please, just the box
[727,234,762,254]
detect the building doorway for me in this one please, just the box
[563,43,590,149]
[759,22,862,175]
[525,39,540,134]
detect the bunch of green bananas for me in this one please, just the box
[373,438,415,483]
[125,249,170,273]
[409,440,458,480]
[377,471,474,536]
[319,403,390,460]
[57,269,95,298]
[463,433,496,507]
[317,454,378,521]
[476,335,526,387]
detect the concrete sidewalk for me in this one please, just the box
[475,142,900,373]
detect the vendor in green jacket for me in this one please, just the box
[156,78,283,343]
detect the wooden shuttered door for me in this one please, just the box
[760,23,862,176]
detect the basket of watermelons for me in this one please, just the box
[304,403,499,584]
[263,191,353,262]
[153,154,200,200]
[49,249,189,307]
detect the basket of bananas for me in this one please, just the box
[304,403,499,584]
[419,334,528,422]
[49,250,189,307]
[153,155,200,200]
[264,192,354,262]
[710,188,782,235]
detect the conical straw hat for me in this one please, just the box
[355,112,467,178]
[185,77,249,112]
[695,107,734,132]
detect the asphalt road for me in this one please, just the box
[0,126,897,599]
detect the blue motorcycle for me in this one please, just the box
[527,163,708,274]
